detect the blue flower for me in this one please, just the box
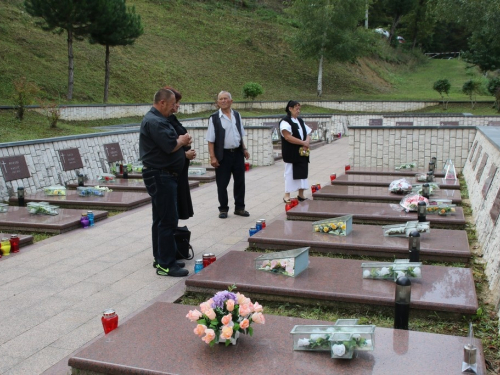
[211,291,237,309]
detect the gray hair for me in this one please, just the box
[154,89,175,104]
[218,91,232,100]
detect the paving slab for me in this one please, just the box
[186,251,478,316]
[249,220,470,262]
[68,302,486,375]
[115,171,216,182]
[331,174,460,190]
[313,185,462,204]
[67,179,199,192]
[0,206,108,233]
[9,190,150,211]
[346,167,445,177]
[286,200,466,228]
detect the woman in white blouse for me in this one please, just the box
[280,100,312,203]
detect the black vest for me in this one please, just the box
[209,110,243,162]
[280,116,309,164]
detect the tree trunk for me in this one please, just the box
[67,29,74,100]
[365,0,368,29]
[317,54,324,97]
[388,15,402,45]
[104,45,110,103]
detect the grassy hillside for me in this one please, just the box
[0,0,494,105]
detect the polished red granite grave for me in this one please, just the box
[0,232,32,249]
[249,220,470,262]
[0,206,107,233]
[68,302,486,375]
[346,167,445,177]
[313,185,462,204]
[9,190,150,211]
[286,200,466,228]
[331,174,460,190]
[115,171,216,182]
[186,251,477,315]
[67,179,199,192]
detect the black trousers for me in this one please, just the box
[215,149,245,212]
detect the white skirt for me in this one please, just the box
[284,163,309,193]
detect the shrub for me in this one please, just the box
[242,82,264,101]
[12,77,40,120]
[38,99,61,128]
[462,79,481,109]
[433,79,451,110]
[487,77,500,111]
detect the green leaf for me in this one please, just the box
[248,326,254,336]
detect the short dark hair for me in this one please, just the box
[154,88,175,104]
[164,86,182,102]
[285,100,300,115]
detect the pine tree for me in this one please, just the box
[89,0,143,103]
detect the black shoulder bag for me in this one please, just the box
[174,226,194,260]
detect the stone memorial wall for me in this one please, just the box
[462,127,500,310]
[348,126,477,172]
[0,126,274,201]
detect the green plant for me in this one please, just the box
[432,79,451,110]
[487,77,500,111]
[12,76,40,120]
[462,79,481,109]
[38,99,61,128]
[242,82,264,101]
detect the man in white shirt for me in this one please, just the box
[206,91,250,219]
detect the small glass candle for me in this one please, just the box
[10,235,20,253]
[87,211,95,227]
[256,220,263,231]
[259,219,266,229]
[208,253,216,264]
[194,259,203,274]
[80,214,90,229]
[101,309,119,334]
[244,162,250,172]
[330,174,337,183]
[316,183,321,190]
[77,173,84,187]
[345,164,351,172]
[119,164,124,174]
[311,185,317,194]
[1,237,11,255]
[249,227,257,236]
[290,198,298,207]
[202,253,211,268]
[285,203,293,212]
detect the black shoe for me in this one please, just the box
[219,212,228,219]
[297,196,308,202]
[153,260,185,268]
[234,209,250,217]
[156,264,189,277]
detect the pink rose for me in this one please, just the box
[205,308,216,321]
[239,303,251,317]
[202,328,215,344]
[186,309,202,322]
[252,312,265,324]
[220,326,233,340]
[271,260,279,269]
[200,301,212,314]
[221,313,232,326]
[252,302,263,313]
[240,318,249,329]
[236,293,248,305]
[193,324,206,337]
[226,299,235,312]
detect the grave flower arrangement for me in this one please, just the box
[314,221,347,235]
[395,162,416,170]
[426,205,456,216]
[412,183,439,195]
[186,285,265,346]
[259,258,295,276]
[388,178,412,194]
[330,333,372,359]
[400,194,429,212]
[93,186,113,193]
[362,262,422,281]
[97,173,116,182]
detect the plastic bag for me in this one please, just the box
[400,193,429,212]
[388,178,412,194]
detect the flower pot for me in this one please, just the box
[218,330,239,345]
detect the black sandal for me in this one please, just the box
[283,198,291,203]
[297,196,308,202]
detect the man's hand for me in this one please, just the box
[210,155,220,168]
[179,133,192,146]
[244,149,250,160]
[186,149,196,160]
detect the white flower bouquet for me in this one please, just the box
[400,194,429,212]
[388,178,412,194]
[361,261,422,281]
[395,162,416,170]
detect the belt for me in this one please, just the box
[142,166,178,177]
[224,148,240,152]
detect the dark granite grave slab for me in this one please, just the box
[9,190,150,211]
[0,232,33,249]
[68,302,486,375]
[314,185,462,204]
[249,220,470,262]
[67,179,199,192]
[115,171,216,182]
[346,167,445,178]
[286,200,466,228]
[186,251,478,316]
[331,174,459,190]
[0,206,107,233]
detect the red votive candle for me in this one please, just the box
[101,309,118,334]
[316,183,321,190]
[345,165,351,172]
[290,198,298,207]
[10,235,20,253]
[285,203,293,212]
[244,162,250,172]
[311,185,317,194]
[330,174,337,182]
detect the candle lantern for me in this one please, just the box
[194,259,203,274]
[345,164,351,172]
[431,157,437,170]
[428,162,435,173]
[330,173,337,183]
[426,171,434,182]
[316,183,321,190]
[417,201,427,223]
[17,187,25,207]
[408,230,420,262]
[1,237,11,255]
[462,322,478,374]
[256,220,263,232]
[10,235,20,253]
[119,163,124,174]
[101,309,119,334]
[249,227,257,237]
[202,253,211,268]
[80,214,90,229]
[394,276,411,330]
[123,167,128,179]
[290,197,299,207]
[285,203,293,212]
[422,183,430,199]
[311,185,317,194]
[77,173,84,187]
[259,219,266,229]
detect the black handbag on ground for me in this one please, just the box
[174,226,194,260]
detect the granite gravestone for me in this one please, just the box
[469,141,478,162]
[0,155,30,182]
[103,143,123,163]
[482,165,497,198]
[59,148,84,171]
[472,145,483,170]
[476,153,489,182]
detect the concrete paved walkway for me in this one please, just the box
[0,139,349,375]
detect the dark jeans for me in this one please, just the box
[143,169,178,268]
[215,149,245,212]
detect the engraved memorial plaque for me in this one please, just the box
[0,155,30,182]
[469,141,478,162]
[103,143,123,163]
[482,165,497,198]
[472,145,482,170]
[369,119,383,126]
[59,148,84,171]
[395,122,413,126]
[488,121,500,126]
[440,121,459,126]
[489,188,500,223]
[476,153,489,182]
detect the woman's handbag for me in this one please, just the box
[174,226,194,260]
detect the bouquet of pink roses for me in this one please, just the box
[400,194,429,212]
[186,285,265,346]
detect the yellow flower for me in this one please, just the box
[330,223,337,230]
[323,227,329,233]
[341,224,346,230]
[314,226,320,232]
